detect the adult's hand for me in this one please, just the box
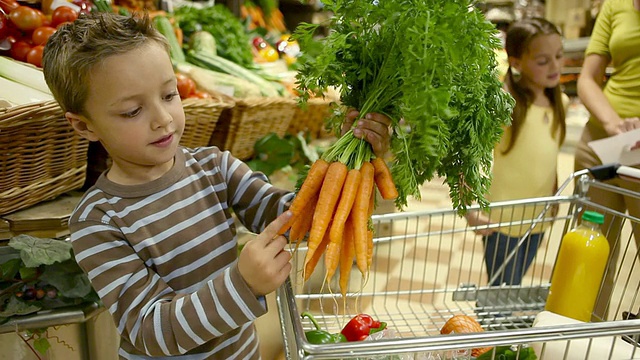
[609,117,640,136]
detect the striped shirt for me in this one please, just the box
[69,146,293,359]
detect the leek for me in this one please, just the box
[0,77,54,106]
[0,56,52,94]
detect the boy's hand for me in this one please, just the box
[341,109,392,158]
[238,211,293,296]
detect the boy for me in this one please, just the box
[42,12,391,359]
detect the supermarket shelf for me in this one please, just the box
[563,66,613,76]
[564,37,590,54]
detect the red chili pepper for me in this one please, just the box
[340,314,383,341]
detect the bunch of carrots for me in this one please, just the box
[278,131,398,297]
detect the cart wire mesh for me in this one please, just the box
[276,167,640,359]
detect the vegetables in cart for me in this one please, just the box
[440,315,492,357]
[301,312,388,344]
[476,346,537,360]
[301,312,346,344]
[293,0,514,213]
[341,313,387,342]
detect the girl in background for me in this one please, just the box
[466,17,568,286]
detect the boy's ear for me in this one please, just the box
[65,112,100,142]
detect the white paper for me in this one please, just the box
[588,128,640,166]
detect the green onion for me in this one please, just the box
[0,56,52,95]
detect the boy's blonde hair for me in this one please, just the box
[43,12,169,114]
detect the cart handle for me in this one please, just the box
[588,164,640,182]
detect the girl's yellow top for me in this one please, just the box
[487,94,569,236]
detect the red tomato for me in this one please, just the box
[9,6,43,32]
[41,14,52,27]
[32,26,56,45]
[0,0,19,13]
[55,21,72,29]
[9,40,31,61]
[191,91,212,99]
[176,73,196,99]
[0,15,9,40]
[26,44,44,67]
[51,6,78,27]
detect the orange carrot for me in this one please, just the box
[368,184,376,218]
[279,159,330,235]
[328,168,362,250]
[303,161,348,270]
[289,192,319,249]
[372,157,399,200]
[339,217,355,297]
[304,223,331,281]
[366,229,374,270]
[352,161,375,275]
[325,169,361,281]
[324,238,341,282]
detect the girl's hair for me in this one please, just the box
[503,17,565,154]
[42,12,169,114]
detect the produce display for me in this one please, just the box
[0,0,301,105]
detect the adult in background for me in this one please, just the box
[576,0,640,321]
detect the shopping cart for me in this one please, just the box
[276,164,640,359]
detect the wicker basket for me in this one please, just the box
[180,95,235,149]
[0,101,89,216]
[209,96,298,160]
[287,97,336,139]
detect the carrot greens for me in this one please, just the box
[293,0,514,213]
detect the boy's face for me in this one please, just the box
[66,41,185,184]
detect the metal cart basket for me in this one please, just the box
[276,165,640,359]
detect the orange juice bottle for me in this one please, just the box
[545,211,610,322]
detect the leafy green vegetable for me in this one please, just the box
[293,0,514,213]
[0,296,42,317]
[33,336,51,355]
[9,234,73,267]
[247,132,321,176]
[476,345,538,360]
[38,261,96,299]
[0,258,20,281]
[0,235,99,324]
[175,5,254,68]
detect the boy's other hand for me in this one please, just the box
[238,211,293,296]
[341,109,392,158]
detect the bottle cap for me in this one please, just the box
[582,211,604,224]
